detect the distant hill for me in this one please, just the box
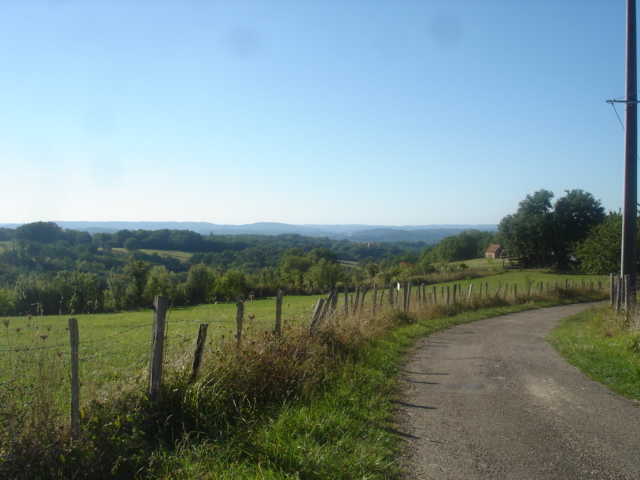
[0,221,496,244]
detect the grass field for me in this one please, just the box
[0,271,608,479]
[549,307,640,401]
[111,247,193,262]
[0,270,606,421]
[428,270,605,293]
[0,294,323,416]
[448,256,511,270]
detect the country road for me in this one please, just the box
[397,304,640,480]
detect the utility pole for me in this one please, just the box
[621,0,638,305]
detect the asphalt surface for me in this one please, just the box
[397,304,640,480]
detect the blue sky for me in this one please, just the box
[0,1,631,225]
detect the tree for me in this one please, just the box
[214,270,247,301]
[498,189,604,268]
[15,222,63,244]
[552,189,605,268]
[143,266,174,304]
[573,213,639,274]
[185,264,215,304]
[498,190,555,267]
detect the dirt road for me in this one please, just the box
[397,304,640,480]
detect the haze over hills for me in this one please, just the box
[0,221,497,244]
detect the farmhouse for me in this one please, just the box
[484,243,503,259]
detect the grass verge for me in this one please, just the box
[548,307,640,401]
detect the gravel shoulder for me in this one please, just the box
[397,303,640,480]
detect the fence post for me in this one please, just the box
[624,275,630,312]
[274,289,283,336]
[344,286,350,316]
[309,298,326,334]
[190,323,208,382]
[467,283,473,302]
[235,301,244,347]
[446,285,450,305]
[68,317,80,441]
[352,286,360,314]
[372,284,378,315]
[149,295,169,402]
[432,286,437,304]
[360,287,368,313]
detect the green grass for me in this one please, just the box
[448,256,509,270]
[111,247,193,262]
[549,307,640,400]
[0,280,606,479]
[0,270,605,417]
[152,297,602,479]
[429,269,604,292]
[0,295,323,415]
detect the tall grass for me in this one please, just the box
[0,286,606,479]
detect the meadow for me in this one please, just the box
[0,269,605,417]
[0,266,609,479]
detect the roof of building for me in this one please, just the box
[485,243,502,254]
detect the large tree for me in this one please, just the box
[552,189,605,268]
[498,189,604,268]
[498,190,555,267]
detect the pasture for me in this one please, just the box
[111,247,193,262]
[0,270,606,419]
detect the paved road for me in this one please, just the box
[397,304,640,480]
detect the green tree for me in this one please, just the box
[552,189,605,268]
[214,270,247,301]
[15,222,64,244]
[185,264,215,304]
[498,190,555,267]
[574,213,633,274]
[143,266,174,304]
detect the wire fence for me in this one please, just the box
[0,278,608,441]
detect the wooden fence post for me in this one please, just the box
[467,283,473,302]
[446,285,450,305]
[235,301,244,347]
[274,289,283,336]
[624,275,630,312]
[68,317,80,441]
[190,323,208,382]
[344,286,349,316]
[309,298,326,334]
[360,287,368,313]
[432,286,437,304]
[149,295,169,402]
[372,284,378,315]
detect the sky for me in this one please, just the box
[0,0,632,225]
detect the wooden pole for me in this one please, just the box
[344,285,349,316]
[149,295,169,402]
[274,289,283,336]
[372,284,378,315]
[235,301,244,348]
[353,286,361,314]
[309,298,326,334]
[190,323,208,382]
[68,317,80,441]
